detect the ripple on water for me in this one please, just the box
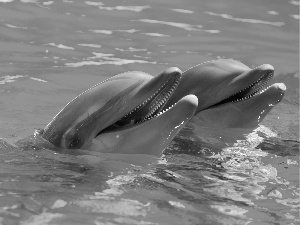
[85,1,150,12]
[205,11,285,27]
[0,0,298,224]
[64,52,156,67]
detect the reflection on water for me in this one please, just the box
[65,52,156,67]
[0,0,299,224]
[204,11,285,27]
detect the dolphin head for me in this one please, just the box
[193,82,286,128]
[42,67,195,151]
[164,59,286,128]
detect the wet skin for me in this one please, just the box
[41,59,286,155]
[91,94,198,155]
[41,68,198,155]
[163,59,286,128]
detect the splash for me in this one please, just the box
[72,173,152,218]
[204,125,281,212]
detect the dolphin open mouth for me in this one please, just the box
[100,72,181,132]
[210,68,274,108]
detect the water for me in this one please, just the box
[0,0,299,224]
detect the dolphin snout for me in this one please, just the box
[275,83,287,92]
[254,64,274,72]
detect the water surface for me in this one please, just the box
[0,0,299,224]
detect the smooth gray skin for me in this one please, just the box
[192,82,285,128]
[56,94,198,156]
[41,58,286,156]
[41,67,198,156]
[91,94,198,155]
[163,59,286,128]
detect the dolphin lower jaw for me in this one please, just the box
[101,92,194,135]
[92,94,198,155]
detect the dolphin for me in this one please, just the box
[163,59,286,128]
[41,68,198,155]
[36,59,285,155]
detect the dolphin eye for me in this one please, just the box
[68,137,81,149]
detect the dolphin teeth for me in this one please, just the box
[154,103,174,118]
[116,72,181,126]
[137,76,180,123]
[139,102,174,123]
[220,70,274,105]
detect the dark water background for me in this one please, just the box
[0,0,299,224]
